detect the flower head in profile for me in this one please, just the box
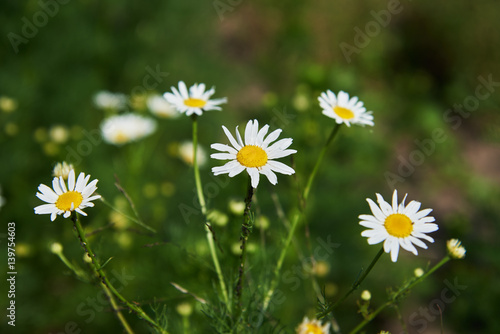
[296,317,330,334]
[318,90,374,127]
[52,162,74,180]
[147,94,178,119]
[101,113,157,145]
[211,119,296,188]
[35,169,101,221]
[163,81,227,116]
[359,190,438,262]
[447,239,466,259]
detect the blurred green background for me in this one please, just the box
[1,0,500,333]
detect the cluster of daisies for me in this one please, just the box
[36,81,451,261]
[35,81,465,333]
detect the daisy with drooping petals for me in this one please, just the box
[318,90,374,127]
[100,113,157,145]
[35,169,101,221]
[359,190,438,262]
[447,239,466,259]
[163,81,227,116]
[211,119,296,188]
[296,317,331,334]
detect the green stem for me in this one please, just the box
[234,179,255,315]
[53,250,89,282]
[349,256,451,334]
[263,124,342,311]
[72,214,168,334]
[319,247,385,319]
[192,116,206,215]
[302,124,341,204]
[191,115,229,305]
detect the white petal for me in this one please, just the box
[222,126,241,150]
[413,223,438,233]
[211,143,238,154]
[404,200,422,216]
[400,238,418,255]
[52,177,63,195]
[262,129,282,148]
[247,168,260,188]
[34,203,56,214]
[59,176,68,193]
[376,193,393,216]
[266,138,293,152]
[413,208,433,220]
[67,170,75,191]
[408,236,428,249]
[366,233,387,245]
[244,120,255,145]
[210,153,236,160]
[267,160,295,175]
[75,172,87,192]
[390,240,400,262]
[50,212,58,221]
[267,149,297,159]
[178,81,189,99]
[256,124,269,146]
[359,220,383,229]
[37,185,58,202]
[366,198,386,222]
[358,214,381,224]
[261,166,278,185]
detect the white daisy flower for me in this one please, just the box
[359,190,438,262]
[318,90,374,127]
[296,317,330,334]
[211,119,296,188]
[35,169,101,221]
[447,239,466,259]
[52,161,74,180]
[178,141,207,166]
[93,90,127,110]
[101,113,157,145]
[163,81,227,116]
[147,94,179,119]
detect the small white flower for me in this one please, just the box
[52,162,74,180]
[211,119,296,188]
[318,90,374,127]
[178,141,207,166]
[93,91,127,110]
[359,190,438,262]
[163,81,227,116]
[447,239,466,259]
[101,113,157,145]
[147,95,179,118]
[35,169,101,221]
[296,317,330,334]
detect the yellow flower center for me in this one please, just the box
[384,213,413,238]
[305,324,324,334]
[55,191,83,211]
[236,145,268,168]
[184,98,207,108]
[113,131,130,144]
[333,106,354,120]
